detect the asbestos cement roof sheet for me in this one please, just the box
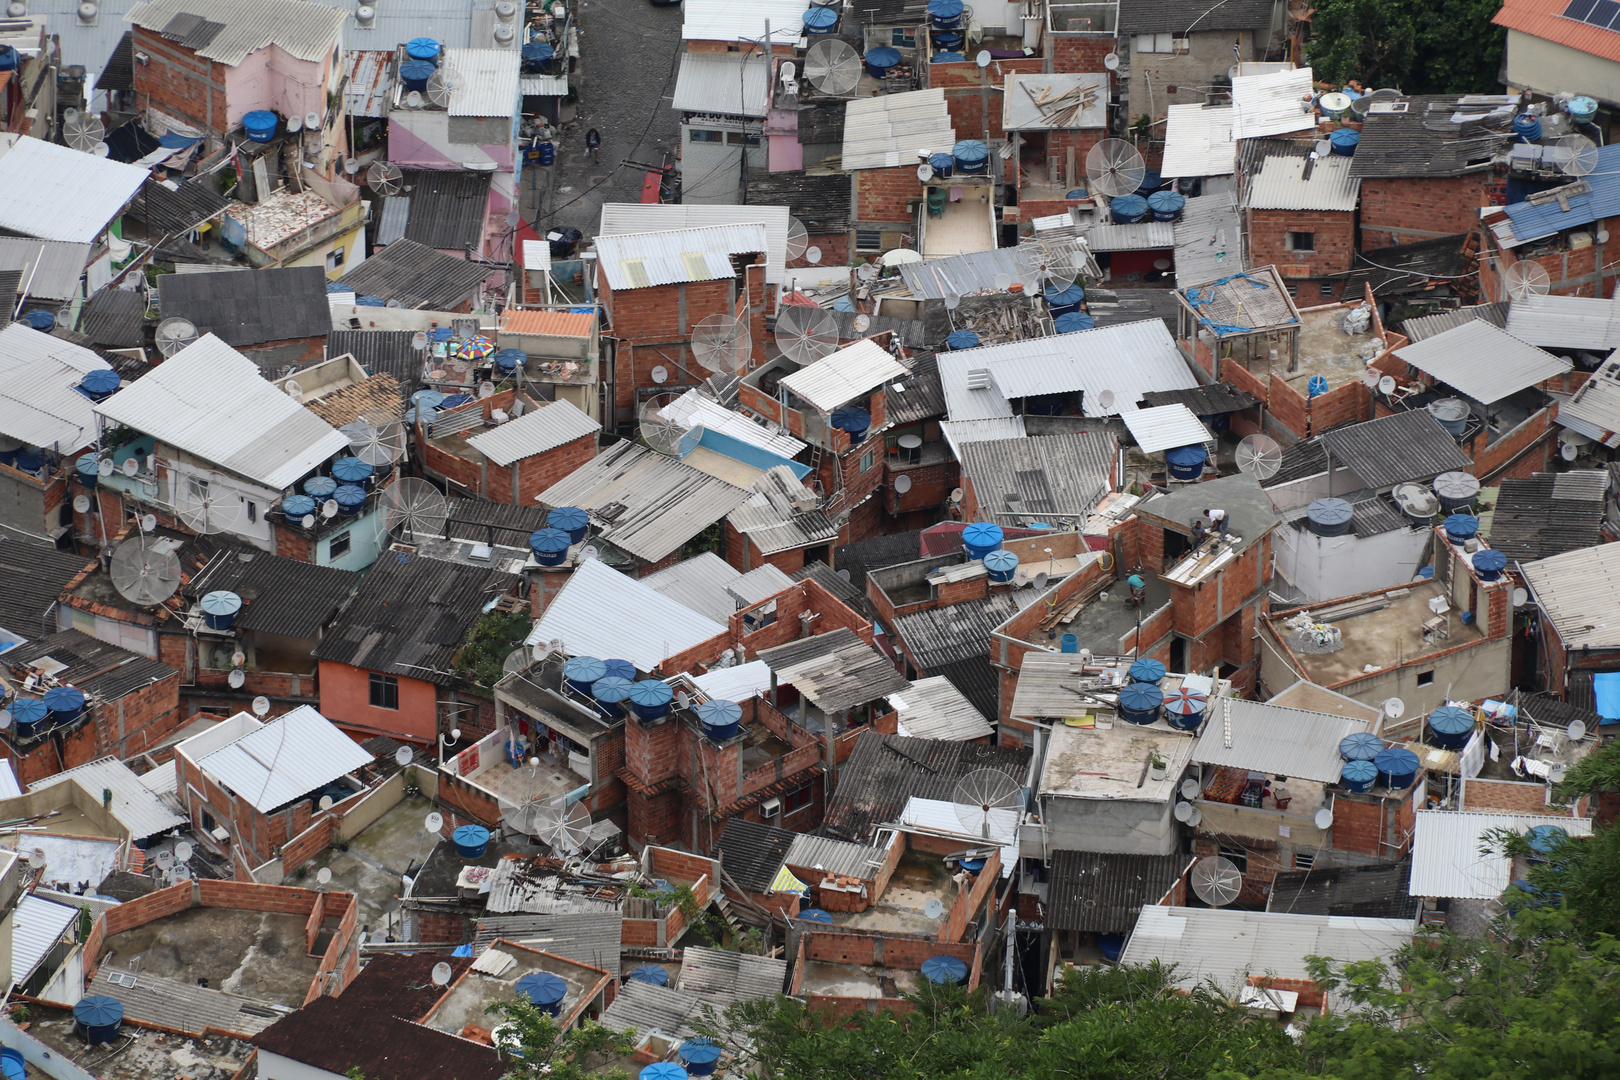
[527,557,726,672]
[673,50,770,118]
[1520,541,1620,650]
[1319,408,1471,489]
[599,203,792,285]
[1505,293,1620,351]
[1160,104,1236,178]
[0,237,91,301]
[1401,301,1509,342]
[898,247,1035,300]
[729,563,796,607]
[1082,219,1176,252]
[0,322,114,451]
[662,389,805,457]
[12,894,80,983]
[1121,403,1214,453]
[1557,354,1620,445]
[1392,320,1571,404]
[594,223,768,291]
[1229,67,1315,140]
[197,705,374,814]
[641,551,745,624]
[892,593,1019,670]
[842,88,956,171]
[956,431,1115,526]
[683,0,809,44]
[337,239,495,311]
[1046,850,1192,933]
[692,658,773,702]
[473,913,622,973]
[1173,193,1244,288]
[1246,153,1360,212]
[93,334,349,489]
[822,733,1029,842]
[784,832,891,880]
[778,338,907,412]
[443,47,520,117]
[1409,809,1591,898]
[887,676,994,741]
[125,0,345,66]
[30,757,186,839]
[465,399,599,466]
[715,818,796,894]
[1191,698,1370,783]
[0,137,148,243]
[681,945,788,1001]
[755,627,908,711]
[942,416,1026,458]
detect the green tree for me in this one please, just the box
[454,610,533,688]
[1306,0,1504,94]
[484,998,636,1080]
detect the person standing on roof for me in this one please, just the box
[1205,507,1229,540]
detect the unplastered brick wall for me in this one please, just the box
[132,29,228,135]
[856,166,925,225]
[1462,778,1562,815]
[731,579,877,657]
[1359,175,1497,248]
[1248,210,1356,278]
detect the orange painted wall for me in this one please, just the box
[317,660,438,743]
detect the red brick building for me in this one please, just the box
[1245,152,1359,302]
[417,395,599,505]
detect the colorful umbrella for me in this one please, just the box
[455,335,496,360]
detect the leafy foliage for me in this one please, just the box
[1306,0,1505,94]
[455,610,533,688]
[485,997,636,1080]
[1555,736,1620,801]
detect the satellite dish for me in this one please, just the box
[1383,697,1405,720]
[426,67,462,108]
[917,162,935,182]
[530,796,594,853]
[1568,720,1588,740]
[975,49,992,68]
[857,263,878,282]
[252,696,271,716]
[479,381,496,399]
[367,161,405,196]
[1500,260,1552,302]
[1033,570,1049,590]
[690,313,751,374]
[316,867,332,885]
[64,108,106,153]
[1097,389,1116,413]
[381,477,448,539]
[1190,855,1243,906]
[1378,375,1398,396]
[228,669,245,688]
[345,157,361,174]
[140,514,157,532]
[923,897,945,919]
[286,114,303,134]
[0,710,12,730]
[110,537,182,606]
[1103,52,1120,70]
[97,458,114,477]
[1234,434,1283,481]
[1180,777,1201,800]
[318,795,334,811]
[431,962,453,986]
[154,849,174,870]
[123,458,140,476]
[73,495,90,513]
[155,317,198,357]
[853,313,872,333]
[639,392,693,456]
[775,304,840,363]
[426,811,444,832]
[1173,800,1194,822]
[396,745,414,766]
[412,331,429,351]
[304,112,321,131]
[806,245,822,264]
[786,217,810,261]
[1512,587,1528,607]
[301,514,316,528]
[1561,442,1580,462]
[803,37,861,96]
[950,488,964,503]
[894,473,912,493]
[1314,808,1334,830]
[174,484,242,535]
[1549,762,1568,783]
[1557,133,1600,176]
[952,768,1022,838]
[944,293,961,310]
[341,412,409,466]
[1086,138,1147,198]
[649,365,668,384]
[676,691,691,709]
[231,650,245,667]
[175,841,194,861]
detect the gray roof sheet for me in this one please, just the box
[1191,697,1370,783]
[1400,301,1508,343]
[0,238,91,302]
[79,287,147,348]
[932,654,1000,726]
[714,818,796,894]
[0,541,91,639]
[1173,193,1243,288]
[158,266,329,346]
[1320,408,1471,489]
[5,630,175,701]
[472,913,622,973]
[1117,0,1276,32]
[1139,382,1260,415]
[124,178,231,236]
[822,733,1029,842]
[887,352,946,424]
[1393,320,1571,405]
[744,171,850,232]
[1521,542,1620,650]
[1504,293,1620,351]
[892,593,1018,671]
[1046,850,1192,932]
[95,968,286,1038]
[1349,96,1516,179]
[1269,861,1419,919]
[125,0,346,66]
[956,432,1115,526]
[641,552,745,624]
[400,170,491,251]
[783,832,890,879]
[186,545,359,639]
[337,239,495,310]
[887,676,994,741]
[754,627,908,712]
[328,329,422,389]
[1488,472,1608,561]
[30,757,186,839]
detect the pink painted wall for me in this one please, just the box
[223,45,336,130]
[765,106,802,172]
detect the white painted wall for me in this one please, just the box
[1273,524,1430,604]
[259,1050,345,1080]
[1039,796,1178,855]
[1506,30,1620,106]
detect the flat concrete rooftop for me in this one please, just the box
[103,906,320,1008]
[1277,580,1485,686]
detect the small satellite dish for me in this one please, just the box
[412,332,429,350]
[1186,806,1202,826]
[301,514,316,528]
[319,795,334,811]
[370,928,387,944]
[1314,808,1334,829]
[252,695,271,716]
[425,811,444,832]
[228,669,245,688]
[1568,720,1588,740]
[479,381,496,399]
[122,457,139,476]
[1512,587,1528,607]
[1173,800,1194,822]
[1561,442,1579,461]
[944,293,961,310]
[316,867,332,885]
[1383,697,1405,720]
[0,710,11,730]
[894,473,912,493]
[1378,375,1397,396]
[1097,389,1116,412]
[924,897,945,919]
[345,158,361,175]
[1103,52,1120,70]
[1549,763,1568,783]
[917,162,934,182]
[175,841,194,861]
[857,263,878,281]
[853,313,871,332]
[1033,570,1049,590]
[806,245,822,264]
[950,488,964,504]
[676,691,691,710]
[140,514,156,532]
[396,745,414,766]
[73,495,90,513]
[155,849,174,870]
[650,365,668,384]
[322,500,339,519]
[86,886,97,898]
[1180,778,1200,800]
[431,961,453,986]
[97,458,114,477]
[976,49,992,68]
[1013,569,1030,587]
[232,650,245,667]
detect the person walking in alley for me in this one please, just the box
[585,128,601,165]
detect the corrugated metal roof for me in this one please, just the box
[673,50,770,118]
[942,416,1026,457]
[1191,698,1369,783]
[1319,409,1471,489]
[756,627,908,711]
[778,338,907,412]
[1160,104,1236,178]
[662,389,806,458]
[899,247,1036,299]
[1496,141,1620,247]
[892,593,1019,670]
[344,49,393,118]
[474,913,622,972]
[1173,193,1243,288]
[1047,851,1193,932]
[527,557,727,671]
[682,0,809,44]
[0,137,148,243]
[6,629,175,701]
[125,0,346,65]
[641,551,744,623]
[898,795,1017,873]
[0,322,113,451]
[681,945,787,1001]
[1246,153,1360,212]
[443,47,521,117]
[784,832,891,879]
[30,757,186,839]
[1495,0,1620,65]
[139,759,178,796]
[692,658,773,701]
[1121,403,1213,453]
[725,479,838,556]
[1558,355,1620,445]
[522,74,569,96]
[1119,905,1413,994]
[729,563,795,607]
[1002,73,1108,131]
[1505,294,1620,350]
[887,676,993,741]
[197,705,375,813]
[535,440,753,563]
[0,237,91,301]
[465,399,599,466]
[94,334,350,489]
[1082,218,1176,252]
[1400,301,1508,342]
[1409,809,1591,898]
[1229,66,1316,140]
[377,195,411,247]
[599,203,792,285]
[1521,541,1620,650]
[502,309,594,337]
[842,88,956,171]
[1393,320,1571,405]
[102,968,286,1037]
[337,239,494,311]
[12,894,80,983]
[594,223,768,291]
[937,319,1197,420]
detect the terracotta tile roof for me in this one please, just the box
[305,372,405,427]
[500,309,595,337]
[1494,0,1620,63]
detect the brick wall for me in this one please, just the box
[1462,777,1558,814]
[1248,210,1356,278]
[855,166,924,225]
[132,29,227,135]
[1330,787,1419,858]
[95,671,184,759]
[1360,175,1497,249]
[1051,35,1117,75]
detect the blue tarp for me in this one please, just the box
[1593,671,1620,723]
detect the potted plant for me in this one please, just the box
[1149,750,1168,782]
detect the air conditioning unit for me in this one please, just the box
[761,796,782,816]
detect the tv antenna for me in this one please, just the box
[366,161,405,196]
[1190,855,1243,906]
[175,485,241,535]
[803,38,862,96]
[1086,138,1147,198]
[785,217,810,261]
[109,537,182,606]
[690,313,751,374]
[1557,133,1600,177]
[1234,434,1283,481]
[380,477,448,540]
[1500,260,1551,302]
[342,410,408,466]
[774,304,840,363]
[154,317,198,358]
[533,796,594,855]
[952,768,1022,839]
[63,108,106,153]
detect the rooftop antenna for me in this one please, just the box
[176,484,241,535]
[1557,133,1599,177]
[1190,855,1243,906]
[431,962,453,986]
[690,313,751,374]
[952,768,1022,839]
[1086,138,1147,198]
[1383,697,1405,720]
[785,217,810,262]
[533,796,594,855]
[803,37,861,96]
[1500,260,1551,303]
[774,304,840,363]
[501,647,532,677]
[380,477,448,540]
[63,107,106,154]
[366,161,405,196]
[109,537,182,607]
[1234,433,1283,481]
[639,392,694,456]
[426,66,462,109]
[252,696,271,716]
[341,410,408,466]
[154,317,198,358]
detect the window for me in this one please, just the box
[783,784,813,814]
[859,450,874,472]
[326,246,345,272]
[246,501,257,523]
[855,229,883,251]
[188,476,209,500]
[688,129,723,143]
[1285,232,1315,252]
[1294,852,1315,870]
[328,530,351,558]
[1135,33,1174,53]
[1218,846,1248,873]
[369,672,399,710]
[1416,670,1435,686]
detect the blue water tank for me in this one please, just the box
[0,46,17,72]
[592,676,635,718]
[1338,731,1384,761]
[1164,444,1207,480]
[1570,95,1599,123]
[1340,758,1378,793]
[804,5,840,34]
[698,699,743,741]
[406,37,442,66]
[927,0,965,28]
[1373,746,1421,790]
[200,591,243,631]
[628,679,675,721]
[1305,497,1354,537]
[400,59,436,92]
[1329,128,1361,156]
[12,697,49,738]
[933,30,966,50]
[1134,169,1163,195]
[0,1048,22,1080]
[1129,658,1166,685]
[494,348,526,373]
[355,296,387,307]
[528,527,573,566]
[1473,549,1507,582]
[1513,113,1542,142]
[1428,706,1475,750]
[1117,681,1163,725]
[953,139,989,175]
[515,972,568,1016]
[1044,282,1084,316]
[563,656,607,694]
[242,110,278,142]
[1526,824,1567,861]
[640,1066,688,1080]
[43,685,85,726]
[600,658,635,682]
[520,42,554,71]
[452,824,490,858]
[1110,193,1148,223]
[830,405,871,441]
[1097,934,1125,962]
[1164,688,1207,730]
[1146,190,1186,221]
[282,494,317,521]
[1444,513,1479,543]
[548,506,590,543]
[22,309,55,331]
[332,457,374,487]
[78,369,122,401]
[982,549,1019,582]
[962,521,1004,558]
[679,1040,723,1077]
[1060,633,1078,653]
[865,46,902,79]
[796,908,833,922]
[920,954,968,984]
[304,475,338,498]
[74,996,124,1045]
[12,446,42,473]
[1054,311,1095,333]
[76,454,100,488]
[333,483,368,514]
[946,329,981,350]
[630,964,669,986]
